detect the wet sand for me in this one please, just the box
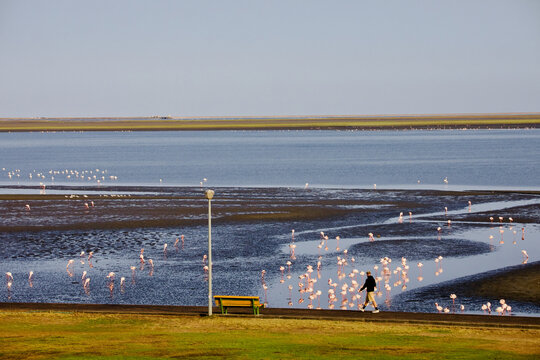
[460,261,540,304]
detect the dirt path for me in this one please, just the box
[1,302,538,329]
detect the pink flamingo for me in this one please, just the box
[368,233,374,242]
[450,294,457,311]
[286,261,292,279]
[468,201,472,212]
[409,211,412,221]
[262,284,268,304]
[181,234,185,249]
[83,278,90,290]
[291,229,295,242]
[25,204,31,211]
[28,271,34,287]
[335,236,340,251]
[290,244,296,260]
[279,266,285,283]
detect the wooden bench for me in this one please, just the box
[214,295,265,315]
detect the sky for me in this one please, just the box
[0,0,539,118]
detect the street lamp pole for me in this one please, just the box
[205,189,214,316]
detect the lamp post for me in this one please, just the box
[205,189,214,316]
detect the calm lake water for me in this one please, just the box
[0,129,539,315]
[1,129,539,190]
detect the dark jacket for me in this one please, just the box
[360,275,376,292]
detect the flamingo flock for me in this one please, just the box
[257,200,531,314]
[1,167,120,186]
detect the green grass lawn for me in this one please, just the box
[0,311,538,359]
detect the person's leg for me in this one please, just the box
[368,292,379,312]
[360,294,369,311]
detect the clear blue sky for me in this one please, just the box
[1,0,539,117]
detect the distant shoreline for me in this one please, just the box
[1,113,539,132]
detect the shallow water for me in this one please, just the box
[0,186,538,316]
[1,129,539,190]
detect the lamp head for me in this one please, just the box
[205,189,215,200]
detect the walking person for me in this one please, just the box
[359,271,380,313]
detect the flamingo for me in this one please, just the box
[25,204,31,211]
[450,294,457,310]
[84,278,90,288]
